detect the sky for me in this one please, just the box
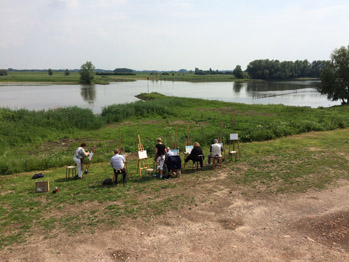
[1,0,349,71]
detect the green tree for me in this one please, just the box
[79,61,95,84]
[319,46,349,104]
[64,69,70,76]
[48,68,53,75]
[0,69,8,76]
[233,65,244,79]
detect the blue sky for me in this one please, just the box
[1,0,349,70]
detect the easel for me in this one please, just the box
[212,121,225,168]
[183,123,193,168]
[84,146,95,174]
[84,128,101,175]
[137,135,153,176]
[118,127,128,173]
[229,114,241,161]
[170,126,179,155]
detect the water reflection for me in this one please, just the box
[246,80,320,92]
[233,82,244,92]
[80,85,96,104]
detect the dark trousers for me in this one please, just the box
[113,168,127,185]
[185,155,203,168]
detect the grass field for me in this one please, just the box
[0,93,348,175]
[0,71,243,84]
[0,128,348,248]
[0,93,348,248]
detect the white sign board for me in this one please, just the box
[230,133,238,140]
[138,150,148,159]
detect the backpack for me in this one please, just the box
[32,173,44,179]
[102,178,113,185]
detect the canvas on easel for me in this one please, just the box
[137,135,153,176]
[229,115,241,161]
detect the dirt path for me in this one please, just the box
[1,171,348,262]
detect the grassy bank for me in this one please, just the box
[0,128,348,248]
[0,72,243,84]
[0,93,348,175]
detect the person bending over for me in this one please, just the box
[73,142,90,179]
[110,148,127,186]
[185,142,204,169]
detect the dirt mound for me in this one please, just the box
[297,211,349,251]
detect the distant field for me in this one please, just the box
[0,71,241,84]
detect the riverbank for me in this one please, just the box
[0,93,348,175]
[0,71,246,84]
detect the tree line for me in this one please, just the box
[246,59,329,80]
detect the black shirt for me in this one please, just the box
[156,144,166,156]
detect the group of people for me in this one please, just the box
[73,138,223,183]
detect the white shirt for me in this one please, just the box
[211,143,222,157]
[110,154,125,170]
[165,150,175,157]
[74,147,87,159]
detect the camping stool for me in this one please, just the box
[66,165,77,178]
[229,150,238,162]
[146,168,154,176]
[212,156,222,169]
[193,155,204,171]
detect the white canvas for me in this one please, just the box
[230,133,238,140]
[185,146,193,154]
[88,152,94,161]
[138,150,148,159]
[170,149,179,155]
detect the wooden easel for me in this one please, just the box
[170,126,179,155]
[84,146,95,174]
[118,127,128,173]
[217,121,226,166]
[229,114,241,161]
[137,135,152,176]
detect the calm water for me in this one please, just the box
[0,80,340,113]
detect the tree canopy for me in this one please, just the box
[246,59,329,80]
[319,45,349,104]
[79,61,95,84]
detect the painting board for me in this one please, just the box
[138,150,148,159]
[230,133,238,140]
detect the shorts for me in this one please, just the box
[156,155,165,170]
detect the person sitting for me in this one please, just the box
[110,148,127,186]
[208,139,223,165]
[154,138,166,179]
[185,142,204,169]
[165,147,175,158]
[73,142,90,179]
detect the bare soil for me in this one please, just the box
[1,171,348,262]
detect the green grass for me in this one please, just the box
[0,93,348,174]
[0,128,348,248]
[0,72,243,84]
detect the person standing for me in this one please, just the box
[154,138,166,179]
[110,148,127,186]
[73,142,90,179]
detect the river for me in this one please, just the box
[0,80,340,113]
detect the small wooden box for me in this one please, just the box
[35,181,49,193]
